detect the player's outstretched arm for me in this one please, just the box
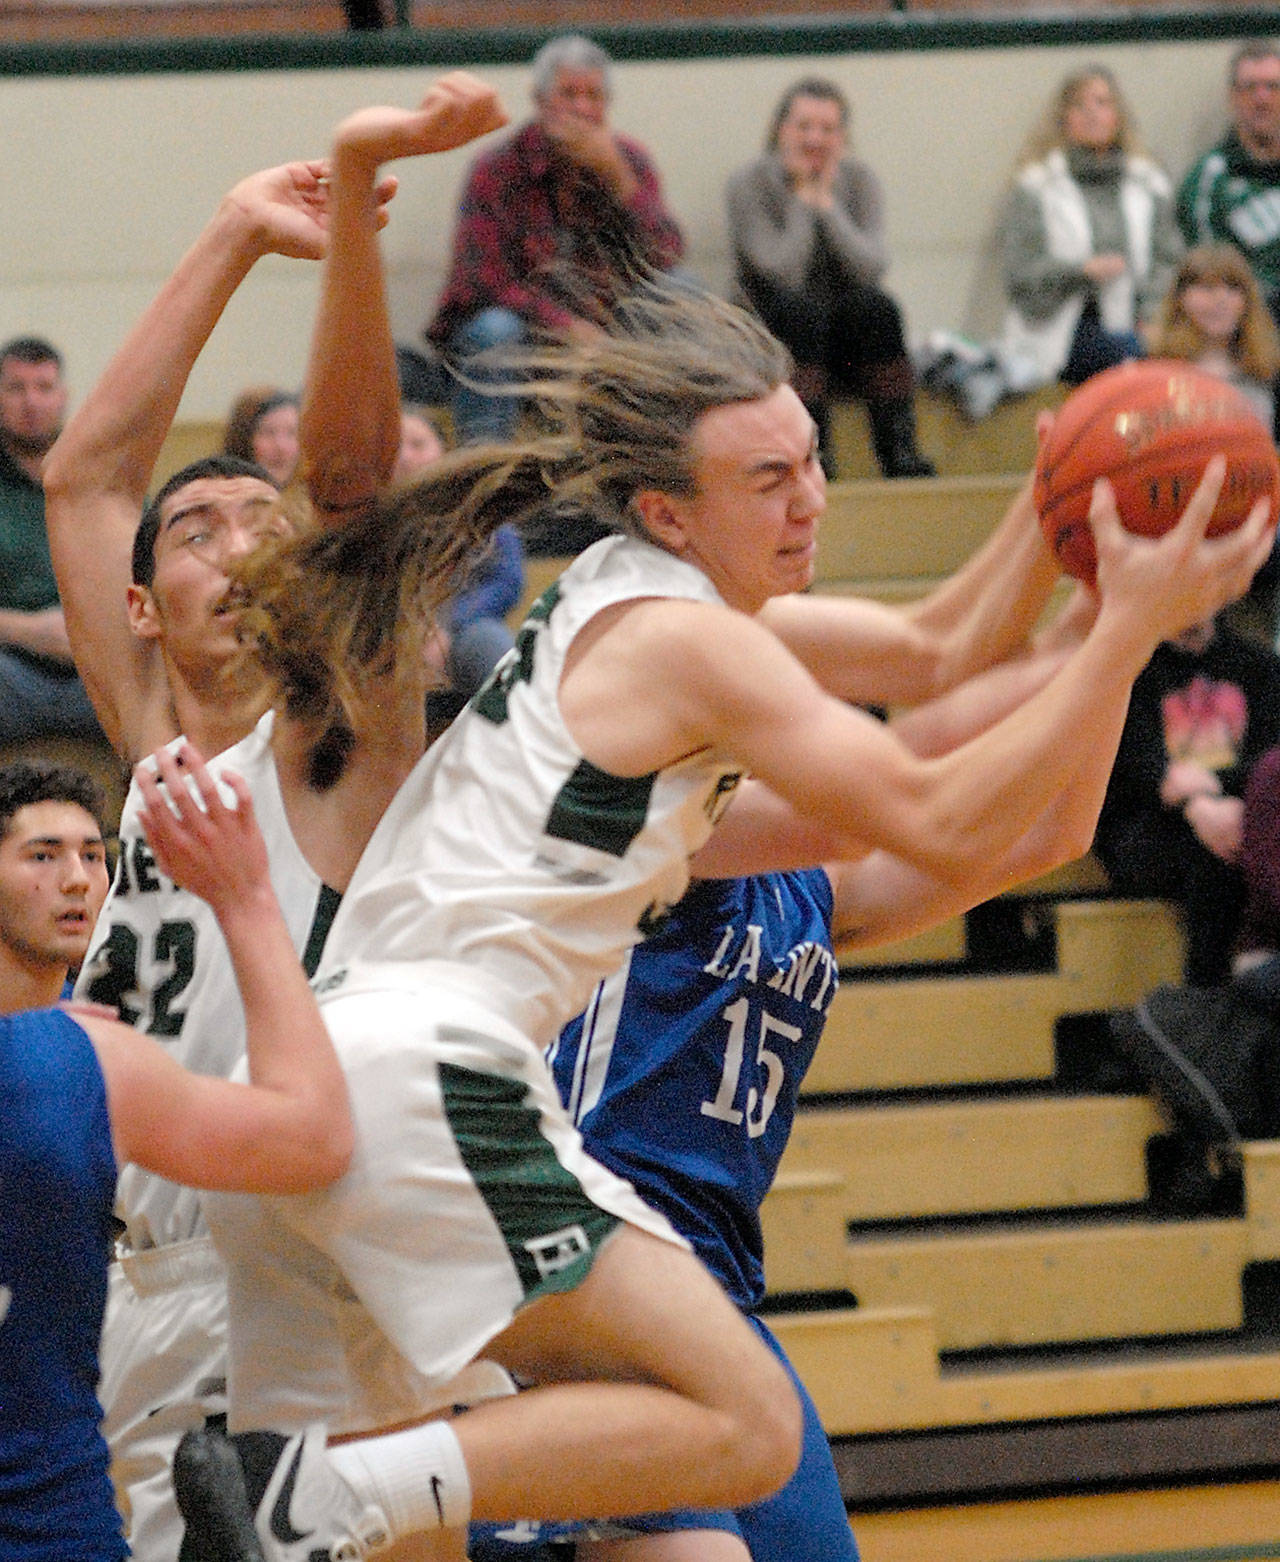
[302,73,507,518]
[625,462,1273,891]
[692,592,1092,883]
[42,161,392,763]
[79,742,352,1192]
[760,467,1060,709]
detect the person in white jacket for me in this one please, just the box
[922,66,1182,420]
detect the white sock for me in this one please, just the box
[330,1420,472,1537]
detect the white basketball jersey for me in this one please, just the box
[76,712,335,1251]
[318,534,743,1047]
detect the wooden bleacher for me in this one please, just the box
[758,868,1280,1501]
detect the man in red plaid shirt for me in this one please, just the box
[426,34,685,445]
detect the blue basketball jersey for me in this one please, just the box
[547,869,838,1311]
[473,868,859,1562]
[0,1008,126,1561]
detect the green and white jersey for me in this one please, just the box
[76,713,337,1252]
[1177,133,1280,300]
[318,533,743,1048]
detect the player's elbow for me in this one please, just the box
[311,1117,356,1187]
[40,439,84,515]
[1054,815,1099,871]
[42,430,148,511]
[1027,815,1098,881]
[276,1114,355,1194]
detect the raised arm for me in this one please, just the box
[42,161,377,761]
[80,742,352,1194]
[302,73,507,518]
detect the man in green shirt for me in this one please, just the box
[1178,40,1280,329]
[0,337,102,744]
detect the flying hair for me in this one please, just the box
[233,282,792,746]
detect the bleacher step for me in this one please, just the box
[761,1093,1162,1262]
[769,1304,1280,1437]
[840,1215,1248,1349]
[810,897,1184,1093]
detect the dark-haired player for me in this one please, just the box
[0,759,110,1012]
[0,742,353,1562]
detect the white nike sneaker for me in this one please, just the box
[233,1425,391,1562]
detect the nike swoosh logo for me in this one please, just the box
[430,1473,445,1526]
[271,1438,315,1546]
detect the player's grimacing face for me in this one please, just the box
[0,801,108,970]
[145,474,290,656]
[672,384,826,616]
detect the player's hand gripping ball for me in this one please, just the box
[1033,360,1280,586]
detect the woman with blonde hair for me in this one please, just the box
[1152,243,1280,429]
[999,64,1182,387]
[923,65,1182,420]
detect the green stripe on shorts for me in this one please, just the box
[439,1057,620,1301]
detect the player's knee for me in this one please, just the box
[721,1360,803,1506]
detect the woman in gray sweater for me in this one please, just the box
[726,76,934,479]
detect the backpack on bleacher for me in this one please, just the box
[1110,962,1280,1145]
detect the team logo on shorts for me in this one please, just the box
[524,1224,591,1278]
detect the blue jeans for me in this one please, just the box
[448,617,515,701]
[1061,298,1144,386]
[449,307,529,444]
[0,647,104,745]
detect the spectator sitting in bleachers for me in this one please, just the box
[920,65,1181,421]
[1151,243,1280,431]
[725,75,935,479]
[1094,612,1280,987]
[1110,741,1280,1213]
[1151,244,1280,639]
[222,384,300,490]
[0,336,105,748]
[1177,40,1280,337]
[395,403,522,709]
[425,32,684,445]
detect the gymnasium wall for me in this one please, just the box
[0,26,1257,420]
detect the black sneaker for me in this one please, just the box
[177,1422,390,1562]
[174,1423,266,1561]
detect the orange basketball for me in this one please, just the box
[1033,360,1279,586]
